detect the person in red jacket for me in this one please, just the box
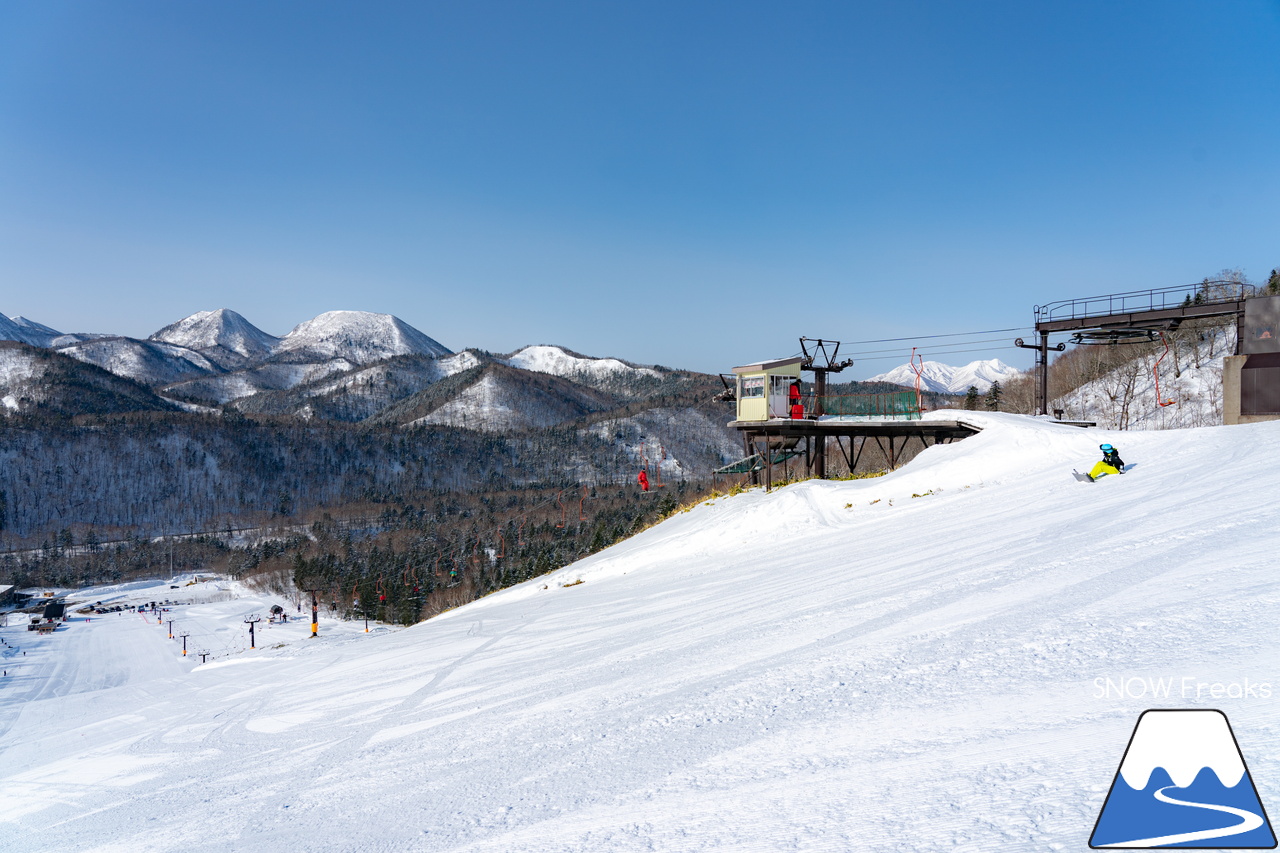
[789,379,804,419]
[638,470,649,491]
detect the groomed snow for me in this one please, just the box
[2,412,1277,851]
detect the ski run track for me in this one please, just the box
[1,411,1277,852]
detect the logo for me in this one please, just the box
[1091,710,1276,848]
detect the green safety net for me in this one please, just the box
[816,390,920,419]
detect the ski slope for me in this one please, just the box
[1,412,1277,851]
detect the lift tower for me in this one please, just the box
[799,338,853,478]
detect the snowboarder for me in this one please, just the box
[1086,443,1125,481]
[638,470,650,492]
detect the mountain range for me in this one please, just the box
[868,358,1021,394]
[0,309,742,504]
[0,307,677,421]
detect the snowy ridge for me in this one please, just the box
[166,361,353,404]
[0,313,57,347]
[1117,710,1246,790]
[870,358,1021,394]
[230,353,487,422]
[54,337,221,386]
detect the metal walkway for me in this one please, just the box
[1034,281,1254,333]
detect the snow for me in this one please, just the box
[2,413,1279,850]
[870,358,1021,394]
[438,349,484,377]
[0,345,40,386]
[505,344,661,381]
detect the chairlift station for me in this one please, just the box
[719,283,1280,489]
[721,342,979,489]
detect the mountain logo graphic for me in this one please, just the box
[1090,709,1276,849]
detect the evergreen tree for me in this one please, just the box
[1267,269,1280,296]
[984,381,1003,411]
[963,385,980,410]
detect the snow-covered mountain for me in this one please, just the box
[1,311,721,436]
[869,358,1022,394]
[274,310,451,365]
[149,309,280,369]
[390,361,616,431]
[1,308,456,398]
[504,345,661,385]
[5,413,1279,850]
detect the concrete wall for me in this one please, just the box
[1223,354,1280,425]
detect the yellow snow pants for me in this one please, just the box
[1089,461,1120,479]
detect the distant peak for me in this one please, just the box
[150,309,279,359]
[276,310,451,363]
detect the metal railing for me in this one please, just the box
[1035,280,1255,325]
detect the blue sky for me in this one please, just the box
[1,1,1277,377]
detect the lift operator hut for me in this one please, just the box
[732,357,802,423]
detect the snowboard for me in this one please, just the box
[1073,466,1125,482]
